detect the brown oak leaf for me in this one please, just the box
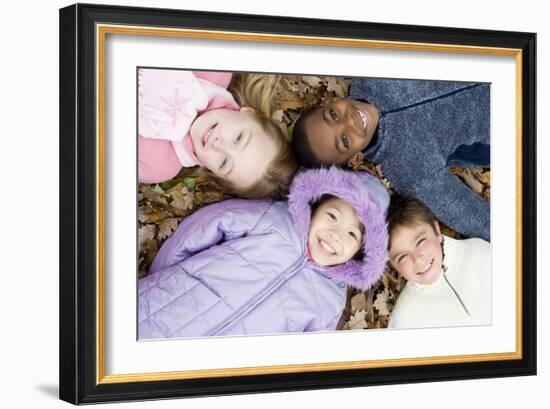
[158,218,180,241]
[271,109,285,123]
[373,289,391,317]
[168,184,193,213]
[280,76,302,93]
[479,169,491,185]
[327,78,350,98]
[350,293,368,313]
[138,224,156,249]
[461,168,484,195]
[348,310,369,330]
[374,164,385,179]
[302,75,322,88]
[140,184,168,205]
[278,90,305,111]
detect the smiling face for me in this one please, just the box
[307,197,364,266]
[389,222,444,285]
[303,99,379,166]
[190,107,277,189]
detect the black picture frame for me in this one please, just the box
[59,3,537,405]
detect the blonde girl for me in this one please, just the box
[139,69,298,199]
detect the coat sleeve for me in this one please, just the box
[193,71,233,88]
[355,171,390,213]
[138,69,208,142]
[150,199,272,274]
[414,169,490,241]
[304,310,342,333]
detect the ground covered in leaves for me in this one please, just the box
[138,74,490,331]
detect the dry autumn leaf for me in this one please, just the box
[158,218,180,241]
[272,109,285,123]
[138,224,156,249]
[350,293,368,313]
[373,289,392,317]
[302,75,322,88]
[278,90,305,111]
[282,78,300,93]
[326,78,350,98]
[479,170,491,185]
[140,184,168,205]
[364,289,374,322]
[375,164,385,179]
[483,187,491,201]
[460,169,484,195]
[139,239,159,278]
[168,184,193,213]
[348,309,369,330]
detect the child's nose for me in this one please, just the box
[342,116,358,135]
[410,251,420,264]
[344,111,354,125]
[211,133,224,148]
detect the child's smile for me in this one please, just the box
[200,122,217,148]
[308,197,363,266]
[303,99,380,166]
[356,107,370,131]
[416,258,435,276]
[189,107,277,189]
[389,222,444,285]
[320,238,337,255]
[316,234,340,257]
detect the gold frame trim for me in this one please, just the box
[95,23,523,385]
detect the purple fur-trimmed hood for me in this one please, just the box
[288,167,388,291]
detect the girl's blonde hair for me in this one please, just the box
[210,73,298,199]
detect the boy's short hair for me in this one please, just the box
[386,195,438,249]
[291,108,323,168]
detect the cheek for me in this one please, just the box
[307,227,315,243]
[247,153,266,175]
[427,241,442,257]
[203,154,226,176]
[199,152,216,169]
[355,138,369,152]
[397,262,415,280]
[310,134,337,161]
[348,238,361,255]
[308,219,320,240]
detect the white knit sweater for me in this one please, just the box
[388,236,491,329]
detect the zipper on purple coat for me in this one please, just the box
[206,257,307,336]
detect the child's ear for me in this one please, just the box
[347,153,364,168]
[240,106,256,114]
[434,221,442,242]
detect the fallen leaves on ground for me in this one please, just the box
[138,167,231,277]
[348,310,369,330]
[451,167,491,202]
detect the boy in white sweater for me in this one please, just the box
[386,196,491,329]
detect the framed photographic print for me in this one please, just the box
[59,3,536,405]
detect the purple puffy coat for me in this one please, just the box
[138,168,388,339]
